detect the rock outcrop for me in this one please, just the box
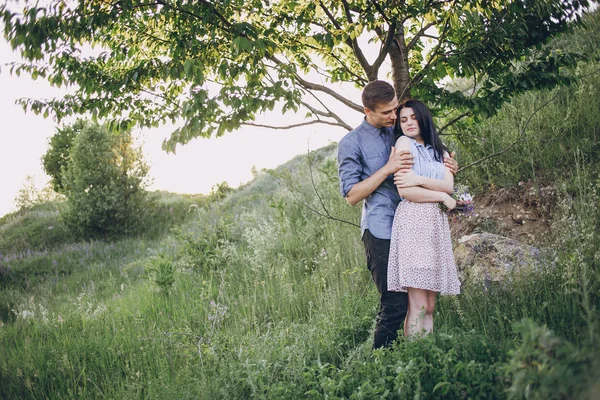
[454,232,549,290]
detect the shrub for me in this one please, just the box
[13,176,64,211]
[42,119,86,193]
[170,219,232,273]
[504,319,596,400]
[147,252,176,296]
[60,123,151,239]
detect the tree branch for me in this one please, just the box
[321,50,368,85]
[243,120,349,130]
[156,0,232,31]
[281,147,360,229]
[441,9,510,59]
[437,112,471,135]
[301,99,353,131]
[113,1,163,11]
[406,21,439,52]
[372,21,397,75]
[300,101,331,118]
[292,36,368,84]
[318,1,342,29]
[274,58,362,112]
[458,92,559,172]
[286,184,360,229]
[340,1,374,79]
[368,0,391,24]
[398,18,450,99]
[262,71,354,131]
[306,146,360,228]
[579,65,600,79]
[140,88,180,109]
[341,0,354,23]
[319,1,373,80]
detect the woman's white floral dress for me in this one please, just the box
[387,137,461,295]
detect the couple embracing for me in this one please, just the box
[338,80,461,349]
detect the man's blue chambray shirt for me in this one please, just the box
[337,119,401,240]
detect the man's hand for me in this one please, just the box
[394,171,421,188]
[385,147,414,175]
[444,151,459,175]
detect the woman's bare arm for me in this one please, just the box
[394,147,454,194]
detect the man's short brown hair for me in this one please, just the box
[362,80,397,111]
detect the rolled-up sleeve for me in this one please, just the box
[338,137,362,197]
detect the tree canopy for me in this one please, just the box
[1,0,596,151]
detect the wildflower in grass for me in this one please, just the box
[75,291,107,319]
[12,296,49,323]
[320,248,328,260]
[208,300,228,324]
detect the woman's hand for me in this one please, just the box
[394,171,421,188]
[442,194,457,212]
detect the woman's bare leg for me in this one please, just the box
[423,290,437,334]
[406,288,428,339]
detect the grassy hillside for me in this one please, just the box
[1,14,600,399]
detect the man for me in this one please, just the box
[337,80,458,348]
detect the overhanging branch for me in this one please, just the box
[306,146,360,228]
[372,21,397,75]
[293,73,363,113]
[399,18,450,99]
[438,112,471,135]
[319,0,373,80]
[368,0,391,24]
[243,120,349,130]
[301,99,353,131]
[406,21,439,51]
[459,92,559,172]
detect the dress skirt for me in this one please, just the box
[387,201,461,295]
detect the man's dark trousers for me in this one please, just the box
[362,229,409,349]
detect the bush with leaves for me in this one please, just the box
[41,119,87,193]
[504,319,596,400]
[147,252,176,296]
[13,175,64,211]
[60,122,150,239]
[170,219,232,273]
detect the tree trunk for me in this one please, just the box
[389,27,411,100]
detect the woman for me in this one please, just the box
[387,99,460,339]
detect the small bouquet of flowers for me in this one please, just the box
[440,184,474,216]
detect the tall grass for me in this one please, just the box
[2,15,600,399]
[1,139,598,398]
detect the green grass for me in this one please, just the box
[2,15,600,398]
[1,163,598,398]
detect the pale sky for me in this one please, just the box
[0,35,362,218]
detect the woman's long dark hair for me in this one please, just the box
[395,99,448,162]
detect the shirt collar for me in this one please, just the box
[405,136,432,149]
[360,118,392,136]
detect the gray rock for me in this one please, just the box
[454,232,546,290]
